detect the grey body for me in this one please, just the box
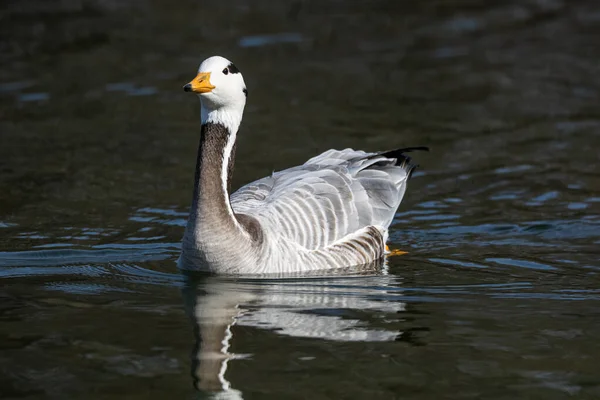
[178,123,422,274]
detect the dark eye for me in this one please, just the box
[222,68,229,75]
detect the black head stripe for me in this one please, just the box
[243,88,248,97]
[227,63,241,74]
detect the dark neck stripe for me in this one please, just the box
[188,121,264,247]
[191,123,235,207]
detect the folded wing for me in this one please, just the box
[230,147,426,250]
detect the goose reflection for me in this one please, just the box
[181,261,405,397]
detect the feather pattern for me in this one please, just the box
[218,147,427,273]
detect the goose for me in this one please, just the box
[178,56,427,274]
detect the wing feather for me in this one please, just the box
[230,147,426,251]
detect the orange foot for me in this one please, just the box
[385,245,408,256]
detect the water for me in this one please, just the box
[1,0,600,398]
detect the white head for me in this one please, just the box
[184,56,247,133]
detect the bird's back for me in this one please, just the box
[230,147,425,251]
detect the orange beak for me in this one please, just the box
[183,72,215,93]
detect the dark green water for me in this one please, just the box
[1,0,600,398]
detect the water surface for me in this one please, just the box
[1,0,599,398]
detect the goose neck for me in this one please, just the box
[190,121,238,226]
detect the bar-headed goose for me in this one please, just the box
[179,56,427,274]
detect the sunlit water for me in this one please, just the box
[1,0,600,399]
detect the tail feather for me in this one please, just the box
[367,146,429,178]
[378,146,429,161]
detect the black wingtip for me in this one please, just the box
[377,146,429,179]
[387,146,429,154]
[378,146,429,160]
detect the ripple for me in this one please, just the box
[0,245,178,269]
[129,207,187,227]
[238,33,303,48]
[567,202,588,210]
[417,201,449,209]
[110,263,181,286]
[0,80,34,92]
[18,92,49,102]
[413,214,460,221]
[429,257,488,269]
[494,165,533,174]
[526,191,559,205]
[0,264,110,278]
[45,282,135,295]
[486,257,556,271]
